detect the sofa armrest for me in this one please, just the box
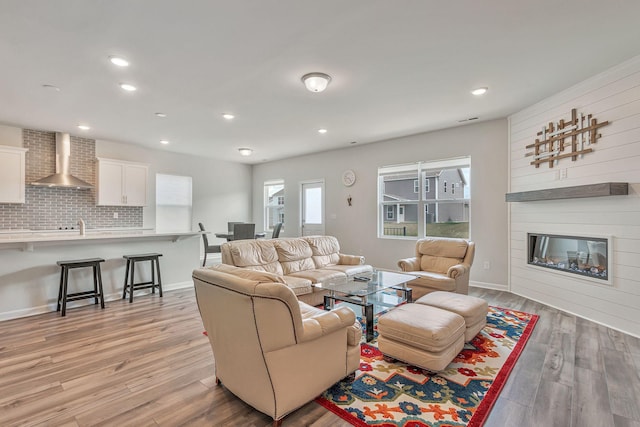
[398,257,420,272]
[301,306,357,342]
[339,254,365,265]
[447,263,470,278]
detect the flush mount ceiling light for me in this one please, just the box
[302,72,331,93]
[77,124,91,130]
[471,87,488,96]
[119,83,137,92]
[222,113,235,120]
[155,112,167,118]
[160,140,170,145]
[109,56,129,67]
[238,148,253,156]
[318,128,328,134]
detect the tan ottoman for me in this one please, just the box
[416,291,488,342]
[377,304,465,372]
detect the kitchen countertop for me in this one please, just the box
[0,228,200,251]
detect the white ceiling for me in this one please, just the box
[1,1,640,164]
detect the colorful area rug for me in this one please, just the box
[316,306,538,427]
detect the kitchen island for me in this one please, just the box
[0,229,201,320]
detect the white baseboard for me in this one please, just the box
[470,280,508,291]
[0,281,194,322]
[509,289,640,340]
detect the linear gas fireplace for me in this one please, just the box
[528,233,611,284]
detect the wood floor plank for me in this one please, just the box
[482,396,529,427]
[530,379,573,427]
[571,366,615,427]
[0,287,638,426]
[602,348,640,422]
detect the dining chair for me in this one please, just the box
[271,222,283,239]
[198,223,221,266]
[232,223,256,241]
[227,222,244,233]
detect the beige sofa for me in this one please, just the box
[193,264,361,426]
[221,235,373,306]
[397,237,475,299]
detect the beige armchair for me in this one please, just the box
[398,237,475,299]
[193,264,362,426]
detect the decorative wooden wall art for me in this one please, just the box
[525,108,609,168]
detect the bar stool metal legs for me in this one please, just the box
[122,253,163,303]
[56,258,106,317]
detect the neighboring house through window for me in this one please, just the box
[378,157,470,239]
[264,180,285,231]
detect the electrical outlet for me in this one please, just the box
[483,261,491,270]
[113,212,118,219]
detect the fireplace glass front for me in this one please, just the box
[528,233,609,282]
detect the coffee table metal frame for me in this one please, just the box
[316,270,414,342]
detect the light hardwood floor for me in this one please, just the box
[1,287,639,427]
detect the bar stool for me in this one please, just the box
[56,258,106,317]
[122,253,163,303]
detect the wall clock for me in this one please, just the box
[342,169,356,187]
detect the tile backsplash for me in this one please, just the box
[0,129,142,230]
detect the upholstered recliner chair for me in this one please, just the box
[397,237,475,299]
[193,264,362,427]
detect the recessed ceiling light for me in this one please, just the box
[222,113,235,120]
[109,56,129,67]
[160,140,170,145]
[471,87,488,96]
[318,129,328,134]
[42,84,60,91]
[238,148,253,156]
[77,125,91,130]
[155,112,167,118]
[119,83,137,92]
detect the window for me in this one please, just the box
[386,205,394,220]
[264,180,285,231]
[413,180,419,193]
[155,174,192,232]
[378,157,470,239]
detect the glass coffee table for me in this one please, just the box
[314,270,415,341]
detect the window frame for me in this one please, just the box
[264,179,285,232]
[378,157,470,240]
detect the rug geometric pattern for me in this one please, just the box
[316,306,538,427]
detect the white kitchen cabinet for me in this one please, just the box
[96,158,148,206]
[0,145,28,204]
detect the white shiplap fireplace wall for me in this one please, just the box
[508,55,640,338]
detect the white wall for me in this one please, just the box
[252,119,509,289]
[508,55,640,337]
[96,139,253,252]
[0,124,22,147]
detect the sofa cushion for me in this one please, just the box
[304,235,341,268]
[323,264,373,276]
[287,268,345,284]
[420,255,464,275]
[274,239,316,274]
[208,263,285,284]
[408,271,456,291]
[226,240,284,275]
[281,276,313,296]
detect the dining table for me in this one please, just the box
[214,231,267,241]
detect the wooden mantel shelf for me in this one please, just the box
[506,182,628,202]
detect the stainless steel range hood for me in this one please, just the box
[31,132,93,189]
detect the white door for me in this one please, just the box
[301,181,324,236]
